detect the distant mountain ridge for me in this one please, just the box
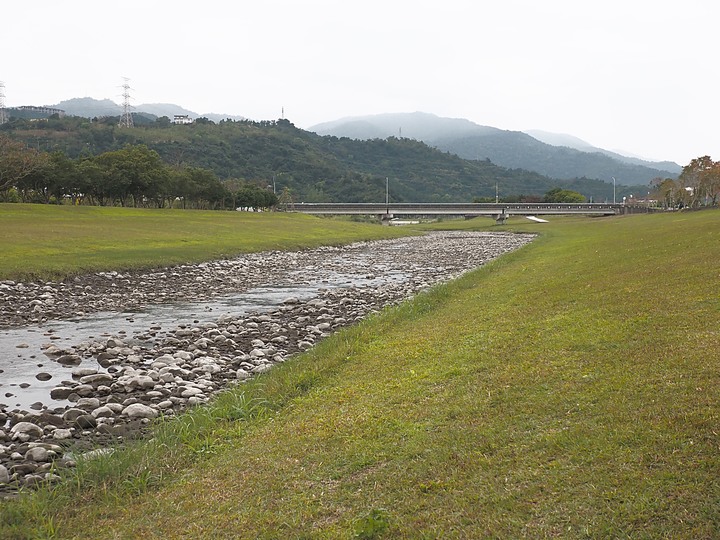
[310,112,681,183]
[50,97,245,123]
[525,129,682,174]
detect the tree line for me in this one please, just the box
[0,135,278,210]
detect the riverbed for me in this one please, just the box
[0,231,533,490]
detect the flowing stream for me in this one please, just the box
[0,232,533,412]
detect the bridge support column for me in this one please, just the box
[494,210,508,224]
[379,213,394,225]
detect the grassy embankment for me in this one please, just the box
[1,210,719,538]
[0,203,410,281]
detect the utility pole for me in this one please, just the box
[495,182,499,203]
[612,177,616,204]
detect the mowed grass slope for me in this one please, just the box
[2,211,719,539]
[0,204,410,280]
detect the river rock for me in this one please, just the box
[72,367,98,378]
[74,415,97,429]
[0,464,9,484]
[55,354,82,366]
[106,338,125,348]
[180,387,204,398]
[122,403,158,419]
[10,422,43,439]
[62,408,86,423]
[76,397,101,410]
[53,429,73,440]
[25,447,50,462]
[251,364,273,374]
[91,406,115,419]
[79,373,114,386]
[117,374,155,391]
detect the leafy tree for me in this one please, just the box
[703,161,720,206]
[233,184,277,210]
[49,152,82,204]
[194,117,214,125]
[678,156,714,208]
[0,134,47,193]
[542,187,586,203]
[193,169,227,209]
[78,158,109,205]
[277,186,294,211]
[651,177,678,208]
[155,116,172,128]
[94,145,169,207]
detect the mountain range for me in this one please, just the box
[50,97,245,124]
[310,112,681,184]
[32,99,679,186]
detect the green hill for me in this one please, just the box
[1,115,643,202]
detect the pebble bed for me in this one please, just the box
[0,231,533,493]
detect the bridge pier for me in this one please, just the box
[494,209,508,224]
[379,213,394,225]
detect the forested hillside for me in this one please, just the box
[1,115,639,203]
[312,112,680,184]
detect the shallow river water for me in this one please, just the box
[0,232,532,412]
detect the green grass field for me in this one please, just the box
[0,204,410,281]
[1,209,719,539]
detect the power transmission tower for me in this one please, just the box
[119,77,134,128]
[0,81,8,124]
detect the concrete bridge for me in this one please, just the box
[292,202,622,224]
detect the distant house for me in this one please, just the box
[173,114,193,125]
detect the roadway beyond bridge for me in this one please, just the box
[292,203,623,224]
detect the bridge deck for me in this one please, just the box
[292,203,620,216]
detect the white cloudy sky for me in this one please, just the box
[3,0,717,165]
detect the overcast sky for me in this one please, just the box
[3,0,717,165]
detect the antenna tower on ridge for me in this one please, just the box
[0,82,8,125]
[119,77,134,128]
